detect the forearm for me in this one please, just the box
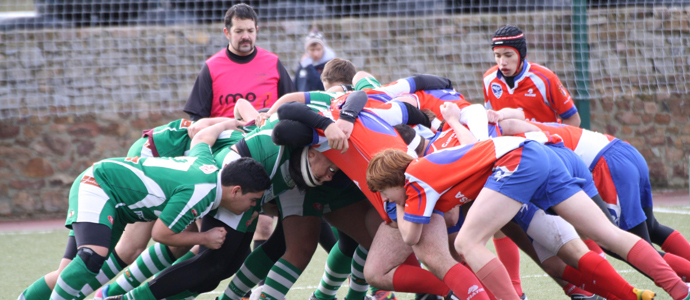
[152,220,206,247]
[498,108,525,120]
[561,113,581,127]
[190,120,239,148]
[447,119,477,145]
[266,93,306,116]
[396,204,423,245]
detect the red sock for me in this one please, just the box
[392,264,450,296]
[627,239,689,299]
[563,260,622,300]
[583,239,605,256]
[662,231,690,262]
[577,251,637,300]
[443,264,490,300]
[402,253,421,266]
[563,283,595,298]
[664,253,690,282]
[493,237,523,296]
[475,258,520,300]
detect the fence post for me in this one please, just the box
[572,0,591,129]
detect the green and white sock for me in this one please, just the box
[261,258,303,300]
[122,283,157,300]
[219,246,276,300]
[18,276,52,300]
[346,246,369,300]
[108,243,176,295]
[81,252,125,296]
[314,241,352,300]
[50,255,98,300]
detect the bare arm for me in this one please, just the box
[561,112,581,127]
[187,117,232,139]
[151,219,227,249]
[396,203,423,246]
[233,99,259,122]
[189,119,245,149]
[497,119,542,136]
[441,103,478,145]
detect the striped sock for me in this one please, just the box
[314,241,352,300]
[261,258,303,300]
[82,252,125,296]
[18,276,52,300]
[345,246,370,300]
[50,255,97,300]
[107,243,175,295]
[219,246,276,300]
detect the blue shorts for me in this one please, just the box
[591,139,651,230]
[546,143,599,198]
[484,141,585,210]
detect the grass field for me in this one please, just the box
[3,206,690,300]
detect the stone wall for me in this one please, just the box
[1,7,689,218]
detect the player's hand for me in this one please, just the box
[486,109,503,123]
[203,227,227,250]
[324,123,349,153]
[335,119,354,139]
[255,113,270,127]
[440,102,461,122]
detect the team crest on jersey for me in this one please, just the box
[313,203,323,211]
[491,83,503,99]
[107,215,114,225]
[192,209,198,216]
[199,164,218,174]
[525,88,536,97]
[558,83,568,96]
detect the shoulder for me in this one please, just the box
[527,62,559,79]
[256,47,279,60]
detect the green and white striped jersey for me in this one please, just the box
[130,118,256,158]
[93,143,223,233]
[215,115,295,205]
[304,91,344,112]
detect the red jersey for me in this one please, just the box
[483,62,578,122]
[403,137,527,220]
[410,89,470,121]
[527,122,616,168]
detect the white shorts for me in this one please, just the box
[526,209,580,263]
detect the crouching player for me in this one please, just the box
[365,136,688,299]
[18,121,271,300]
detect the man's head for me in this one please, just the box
[305,31,326,62]
[223,4,259,56]
[366,149,414,206]
[491,25,526,77]
[321,58,357,90]
[289,147,339,191]
[220,157,271,214]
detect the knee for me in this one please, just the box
[77,247,107,273]
[363,265,384,288]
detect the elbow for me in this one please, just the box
[401,231,421,246]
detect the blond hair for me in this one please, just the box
[366,149,413,192]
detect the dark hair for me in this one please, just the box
[221,157,271,193]
[288,147,310,192]
[321,58,356,85]
[224,3,258,29]
[393,124,425,155]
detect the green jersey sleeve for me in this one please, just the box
[354,76,381,91]
[158,183,220,233]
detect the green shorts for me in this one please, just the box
[275,182,366,218]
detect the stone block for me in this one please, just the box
[617,112,641,125]
[654,114,671,124]
[12,192,37,213]
[21,158,54,178]
[68,122,100,137]
[644,102,658,114]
